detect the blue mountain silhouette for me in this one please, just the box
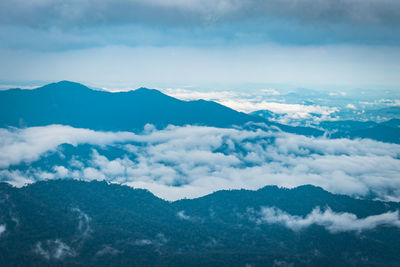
[0,81,322,136]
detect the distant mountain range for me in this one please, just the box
[2,81,398,143]
[252,109,400,144]
[321,119,400,144]
[1,180,400,266]
[0,81,323,137]
[0,81,252,131]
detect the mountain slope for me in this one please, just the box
[321,120,400,144]
[0,81,257,131]
[0,81,323,136]
[252,108,400,143]
[1,180,400,266]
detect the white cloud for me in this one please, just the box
[0,224,5,236]
[0,169,35,187]
[161,87,338,123]
[72,208,92,239]
[161,88,242,103]
[329,92,347,97]
[260,89,280,96]
[387,99,400,107]
[359,98,400,107]
[53,166,69,178]
[216,99,337,115]
[0,125,136,168]
[34,239,76,260]
[95,245,120,257]
[135,239,153,246]
[1,124,400,201]
[254,206,400,233]
[0,84,39,90]
[177,210,191,220]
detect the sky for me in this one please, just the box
[0,0,399,91]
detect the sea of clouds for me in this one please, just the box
[161,88,339,124]
[1,124,400,201]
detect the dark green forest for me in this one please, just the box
[1,180,400,266]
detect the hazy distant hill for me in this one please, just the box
[1,180,400,266]
[321,119,400,144]
[252,108,400,143]
[0,81,323,136]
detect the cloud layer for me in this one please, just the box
[1,0,399,28]
[0,125,135,168]
[162,87,338,122]
[1,124,400,201]
[254,206,400,233]
[0,0,399,51]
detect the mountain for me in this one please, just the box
[252,108,400,143]
[1,180,400,266]
[319,120,379,132]
[321,120,400,144]
[0,81,253,131]
[0,81,323,136]
[381,118,400,128]
[357,107,400,122]
[335,125,400,143]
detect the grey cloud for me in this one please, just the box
[1,0,399,28]
[248,0,400,25]
[0,0,236,28]
[1,124,400,201]
[254,206,400,233]
[0,0,399,50]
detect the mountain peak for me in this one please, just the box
[0,80,261,131]
[133,87,165,95]
[39,80,92,92]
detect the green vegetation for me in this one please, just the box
[1,180,400,266]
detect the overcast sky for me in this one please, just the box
[0,0,399,90]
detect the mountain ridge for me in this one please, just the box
[0,81,323,136]
[1,179,400,266]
